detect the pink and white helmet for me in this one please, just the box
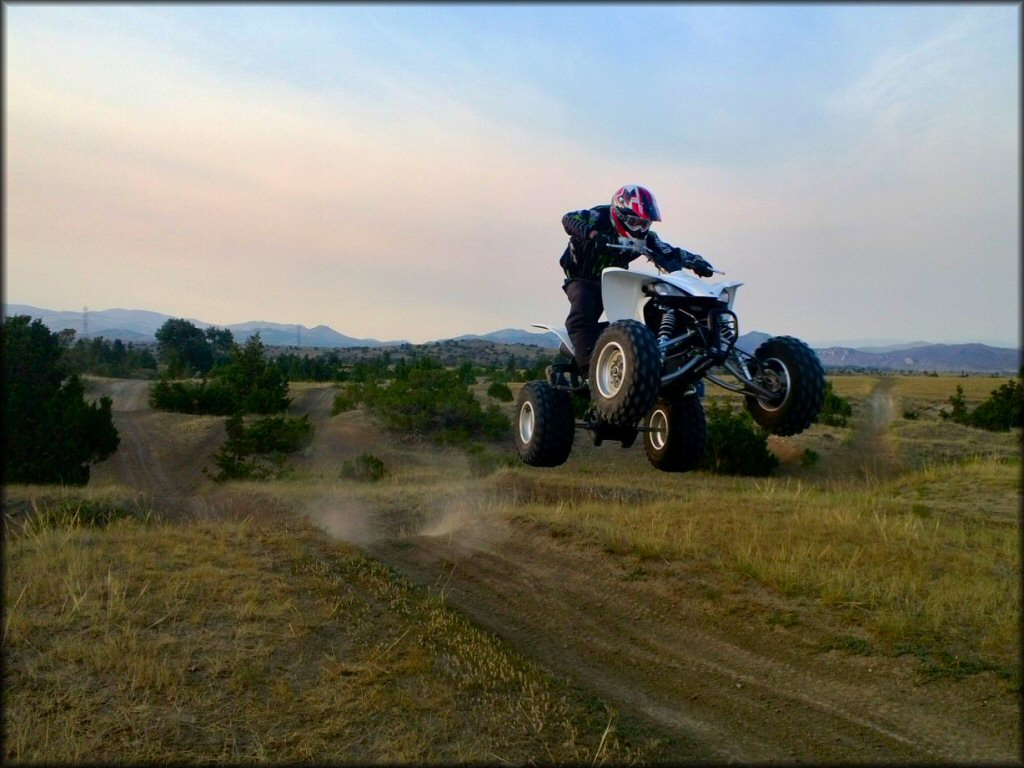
[610,184,662,241]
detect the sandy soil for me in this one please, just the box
[86,378,1021,764]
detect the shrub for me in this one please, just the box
[343,357,509,444]
[487,381,514,402]
[941,378,1023,432]
[817,380,853,427]
[340,453,388,482]
[332,383,372,415]
[149,378,239,415]
[967,378,1023,431]
[700,400,779,476]
[800,448,820,467]
[210,414,313,481]
[940,385,970,424]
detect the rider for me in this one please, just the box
[559,184,713,380]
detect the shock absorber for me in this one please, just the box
[658,308,677,343]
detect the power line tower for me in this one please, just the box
[82,305,89,338]
[296,324,302,348]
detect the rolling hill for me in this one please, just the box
[4,303,1019,374]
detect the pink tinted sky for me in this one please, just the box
[4,4,1019,346]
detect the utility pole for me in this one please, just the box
[82,305,89,338]
[296,324,301,347]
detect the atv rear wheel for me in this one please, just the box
[590,320,661,428]
[644,395,706,472]
[514,380,575,467]
[745,335,825,436]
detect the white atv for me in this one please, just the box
[515,239,825,472]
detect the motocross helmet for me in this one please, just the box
[610,184,661,241]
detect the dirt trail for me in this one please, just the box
[87,380,224,516]
[366,513,1018,764]
[85,379,1020,763]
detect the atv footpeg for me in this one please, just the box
[546,362,588,393]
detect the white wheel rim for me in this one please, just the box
[595,341,626,399]
[758,358,792,412]
[649,407,669,451]
[519,401,535,443]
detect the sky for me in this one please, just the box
[4,3,1020,347]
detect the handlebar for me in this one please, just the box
[606,239,725,275]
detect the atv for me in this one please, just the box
[514,239,825,472]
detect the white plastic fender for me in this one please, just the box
[600,267,744,322]
[530,323,574,356]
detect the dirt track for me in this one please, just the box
[89,379,1021,763]
[87,379,225,515]
[365,513,1017,764]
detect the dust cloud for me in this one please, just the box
[847,378,903,478]
[304,494,379,545]
[302,480,510,557]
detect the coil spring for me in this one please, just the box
[658,309,677,343]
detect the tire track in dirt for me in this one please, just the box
[367,514,1018,763]
[110,412,184,509]
[87,379,223,517]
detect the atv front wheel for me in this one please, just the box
[514,380,575,467]
[590,320,661,428]
[644,395,706,472]
[744,336,825,436]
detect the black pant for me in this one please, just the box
[563,279,603,377]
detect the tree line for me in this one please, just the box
[2,315,301,486]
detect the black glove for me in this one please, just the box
[684,253,714,277]
[591,232,612,250]
[661,247,685,273]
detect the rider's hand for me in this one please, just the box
[591,232,611,250]
[661,248,684,272]
[686,254,714,277]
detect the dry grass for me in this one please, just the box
[828,373,1012,403]
[506,456,1019,680]
[7,372,1019,763]
[3,491,653,764]
[494,372,1022,684]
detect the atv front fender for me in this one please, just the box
[530,324,575,357]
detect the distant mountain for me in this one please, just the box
[451,328,562,348]
[458,328,773,353]
[850,341,933,354]
[815,343,1019,374]
[3,304,399,348]
[222,321,398,348]
[6,304,1018,373]
[5,304,187,339]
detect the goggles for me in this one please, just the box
[623,214,652,234]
